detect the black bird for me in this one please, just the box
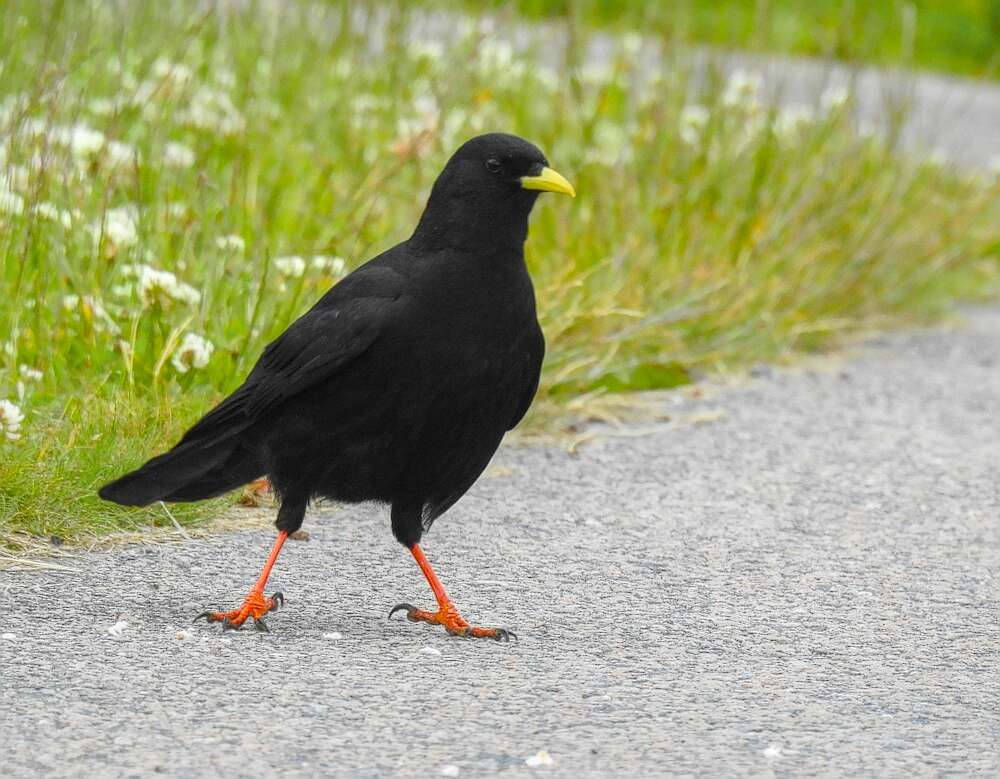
[99,133,575,640]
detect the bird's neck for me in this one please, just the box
[410,196,533,254]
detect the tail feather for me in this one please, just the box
[99,390,261,507]
[159,445,264,503]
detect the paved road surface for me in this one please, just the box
[2,307,998,777]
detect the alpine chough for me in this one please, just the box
[99,133,575,640]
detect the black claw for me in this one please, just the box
[388,603,415,620]
[254,618,270,633]
[271,591,284,609]
[193,611,215,623]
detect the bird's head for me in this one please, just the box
[412,132,575,250]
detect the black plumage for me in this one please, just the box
[99,133,574,638]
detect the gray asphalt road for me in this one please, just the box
[2,307,998,777]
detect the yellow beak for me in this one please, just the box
[520,166,576,198]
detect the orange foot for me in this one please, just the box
[389,602,516,642]
[195,590,284,632]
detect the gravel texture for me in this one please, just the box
[2,307,998,777]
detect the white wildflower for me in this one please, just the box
[88,96,125,116]
[774,104,815,141]
[0,399,24,441]
[171,332,214,373]
[151,58,193,87]
[163,141,195,168]
[215,234,245,253]
[165,201,188,219]
[20,117,50,139]
[679,104,710,146]
[0,189,24,215]
[622,32,642,56]
[722,70,763,109]
[579,62,614,86]
[215,68,236,89]
[820,85,850,112]
[32,202,74,228]
[311,255,346,276]
[735,114,769,153]
[181,86,245,135]
[18,365,42,382]
[49,123,107,158]
[122,263,201,307]
[1,164,29,191]
[535,66,559,93]
[584,121,631,166]
[105,140,138,167]
[524,750,555,768]
[478,39,514,71]
[274,255,306,278]
[94,205,139,248]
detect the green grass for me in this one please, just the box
[468,0,1000,80]
[1,1,999,547]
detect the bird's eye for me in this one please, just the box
[485,158,502,173]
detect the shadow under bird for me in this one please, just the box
[99,133,575,640]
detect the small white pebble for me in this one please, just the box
[525,750,554,768]
[175,630,191,640]
[762,744,782,759]
[322,631,343,640]
[1,632,16,640]
[419,646,442,656]
[107,620,129,637]
[440,766,460,777]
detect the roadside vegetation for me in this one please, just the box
[477,0,1000,80]
[1,0,998,547]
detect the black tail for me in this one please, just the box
[99,389,264,507]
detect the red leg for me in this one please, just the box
[389,544,516,642]
[195,531,288,631]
